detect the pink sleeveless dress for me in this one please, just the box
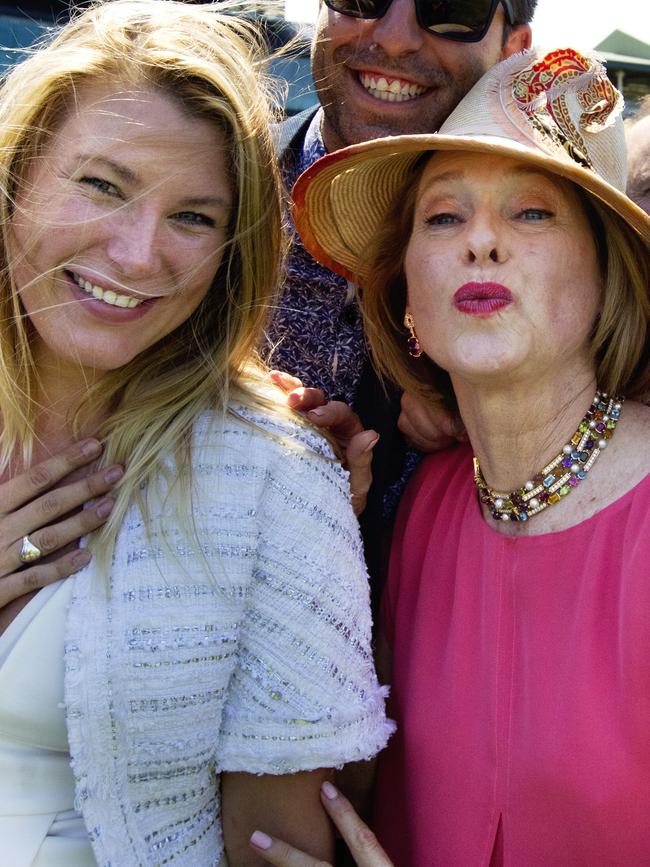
[374,444,650,866]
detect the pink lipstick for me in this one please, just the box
[453,282,513,317]
[64,270,155,323]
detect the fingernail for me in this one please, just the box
[250,831,272,850]
[81,438,102,457]
[363,434,380,453]
[104,465,124,484]
[308,408,326,417]
[72,550,91,570]
[321,781,338,800]
[95,498,115,519]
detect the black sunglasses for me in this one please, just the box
[323,0,515,43]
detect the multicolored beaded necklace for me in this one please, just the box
[473,390,624,523]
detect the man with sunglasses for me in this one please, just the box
[312,0,534,151]
[269,0,536,613]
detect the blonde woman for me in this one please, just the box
[0,2,392,865]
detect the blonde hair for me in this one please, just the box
[360,156,650,410]
[0,0,286,555]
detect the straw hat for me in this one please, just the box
[292,47,650,286]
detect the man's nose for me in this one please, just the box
[367,0,426,55]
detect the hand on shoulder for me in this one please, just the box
[270,370,378,516]
[398,391,465,453]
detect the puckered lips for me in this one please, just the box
[453,282,514,317]
[65,268,157,322]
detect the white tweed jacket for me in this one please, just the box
[63,404,393,867]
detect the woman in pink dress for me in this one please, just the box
[253,48,650,867]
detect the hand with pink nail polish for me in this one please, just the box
[269,371,378,517]
[0,438,123,630]
[250,782,394,867]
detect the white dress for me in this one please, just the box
[0,580,95,866]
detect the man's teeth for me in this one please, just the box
[71,272,142,308]
[359,72,427,102]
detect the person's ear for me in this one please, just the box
[501,24,532,59]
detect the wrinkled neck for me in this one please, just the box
[454,371,598,494]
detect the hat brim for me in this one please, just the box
[292,133,650,285]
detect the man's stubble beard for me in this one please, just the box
[312,41,495,151]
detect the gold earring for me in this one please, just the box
[404,312,422,358]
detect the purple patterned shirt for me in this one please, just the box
[264,111,367,405]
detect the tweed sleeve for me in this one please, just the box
[216,415,394,774]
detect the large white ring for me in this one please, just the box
[19,534,42,564]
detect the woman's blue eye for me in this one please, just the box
[80,176,119,196]
[425,213,459,226]
[520,208,552,221]
[174,212,215,228]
